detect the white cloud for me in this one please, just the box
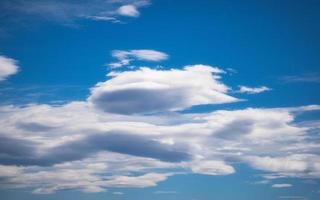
[244,154,320,178]
[113,191,124,195]
[0,56,320,194]
[117,5,140,17]
[0,165,23,177]
[109,49,169,68]
[237,85,271,94]
[0,55,19,81]
[88,65,238,114]
[191,160,235,175]
[0,102,319,193]
[272,183,292,188]
[0,0,150,29]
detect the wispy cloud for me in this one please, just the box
[281,73,320,83]
[108,49,169,68]
[237,85,271,94]
[0,0,150,33]
[155,190,178,194]
[113,191,124,195]
[272,183,292,188]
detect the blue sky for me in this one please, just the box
[0,0,320,199]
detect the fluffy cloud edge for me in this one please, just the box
[0,55,19,81]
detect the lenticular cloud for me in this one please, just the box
[88,65,238,114]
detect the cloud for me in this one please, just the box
[237,85,271,94]
[244,154,320,178]
[0,56,320,194]
[272,183,292,188]
[117,5,140,17]
[113,191,124,195]
[155,190,178,194]
[281,73,320,83]
[108,49,169,68]
[0,55,19,81]
[88,65,238,114]
[190,160,235,175]
[0,0,150,31]
[44,132,191,165]
[0,102,319,193]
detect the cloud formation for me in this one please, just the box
[0,0,150,28]
[281,73,320,83]
[108,49,169,68]
[0,100,319,193]
[117,5,140,17]
[237,85,271,94]
[272,183,292,188]
[0,55,19,81]
[0,53,319,194]
[89,65,238,114]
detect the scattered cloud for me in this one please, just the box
[0,58,319,194]
[281,73,320,83]
[0,55,19,81]
[0,0,150,33]
[237,85,271,94]
[108,49,169,68]
[272,183,292,188]
[155,190,178,194]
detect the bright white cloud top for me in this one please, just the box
[117,5,140,17]
[0,51,319,194]
[0,55,19,81]
[89,65,237,114]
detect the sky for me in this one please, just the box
[0,0,320,199]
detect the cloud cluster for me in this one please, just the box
[108,49,168,68]
[0,55,19,81]
[0,59,319,194]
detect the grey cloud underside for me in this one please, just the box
[0,132,191,166]
[214,119,254,139]
[16,122,57,132]
[49,133,191,163]
[0,135,39,165]
[90,88,189,114]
